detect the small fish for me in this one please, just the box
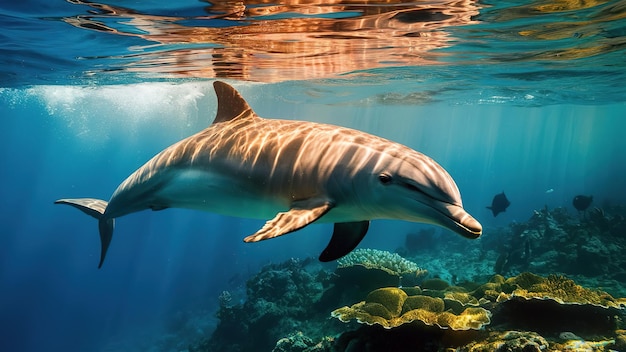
[494,251,509,275]
[545,188,554,194]
[572,195,593,212]
[486,192,510,217]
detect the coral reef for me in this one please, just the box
[336,248,427,287]
[324,248,429,310]
[461,330,549,352]
[272,331,333,352]
[494,272,626,309]
[189,258,337,352]
[181,204,626,352]
[479,272,626,336]
[489,205,626,287]
[396,205,626,300]
[184,254,626,352]
[331,287,491,330]
[330,271,625,350]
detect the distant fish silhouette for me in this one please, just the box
[572,195,593,212]
[487,192,510,217]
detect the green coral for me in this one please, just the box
[337,248,427,277]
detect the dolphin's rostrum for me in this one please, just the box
[56,81,482,268]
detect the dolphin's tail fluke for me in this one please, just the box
[54,198,114,269]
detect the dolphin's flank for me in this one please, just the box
[55,81,482,268]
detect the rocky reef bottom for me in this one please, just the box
[181,205,626,352]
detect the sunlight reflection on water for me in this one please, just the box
[64,0,481,81]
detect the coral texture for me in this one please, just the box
[331,287,491,330]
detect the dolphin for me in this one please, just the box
[56,81,482,268]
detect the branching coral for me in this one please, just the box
[337,248,427,277]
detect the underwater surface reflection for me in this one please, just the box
[59,0,626,83]
[64,0,480,81]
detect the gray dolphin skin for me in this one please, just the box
[56,81,482,268]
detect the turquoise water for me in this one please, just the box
[1,1,626,351]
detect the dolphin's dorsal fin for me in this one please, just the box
[212,81,256,124]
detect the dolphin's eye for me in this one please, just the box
[378,173,393,185]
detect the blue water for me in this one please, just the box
[1,0,626,351]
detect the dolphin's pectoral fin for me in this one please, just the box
[243,201,333,242]
[318,221,370,262]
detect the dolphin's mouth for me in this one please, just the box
[440,203,482,239]
[453,217,482,239]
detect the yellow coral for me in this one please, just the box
[472,275,514,301]
[361,302,394,320]
[436,308,492,330]
[365,287,407,316]
[402,295,444,314]
[332,302,389,326]
[506,272,544,288]
[331,286,491,330]
[463,330,549,351]
[444,291,480,314]
[333,273,625,334]
[497,273,626,309]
